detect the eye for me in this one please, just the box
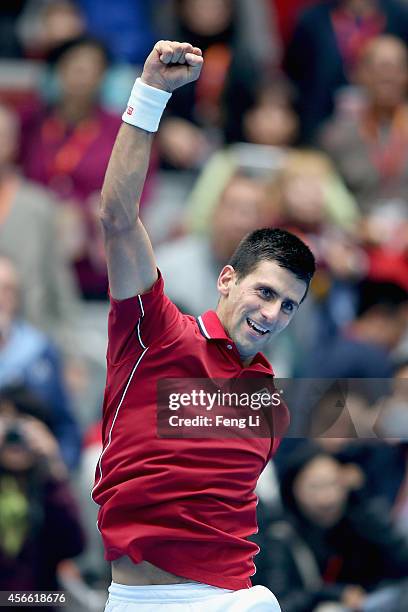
[282,301,294,314]
[259,287,273,299]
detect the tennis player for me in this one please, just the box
[92,40,316,611]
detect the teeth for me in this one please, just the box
[247,318,269,335]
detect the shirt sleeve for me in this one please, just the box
[107,270,183,365]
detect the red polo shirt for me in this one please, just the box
[92,272,289,590]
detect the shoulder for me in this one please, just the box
[107,271,193,363]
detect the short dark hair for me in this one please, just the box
[0,384,52,429]
[228,228,316,293]
[357,279,408,317]
[47,35,111,68]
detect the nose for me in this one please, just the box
[260,301,282,323]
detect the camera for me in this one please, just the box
[3,423,26,446]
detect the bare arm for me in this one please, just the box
[100,124,155,300]
[100,41,203,300]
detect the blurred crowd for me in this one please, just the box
[0,1,408,610]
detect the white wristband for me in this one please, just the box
[122,77,172,132]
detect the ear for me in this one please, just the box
[217,265,236,297]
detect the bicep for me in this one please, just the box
[103,217,158,300]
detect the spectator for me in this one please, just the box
[260,149,363,364]
[304,359,408,520]
[257,444,408,612]
[185,147,358,242]
[17,0,86,60]
[284,0,408,142]
[371,360,408,536]
[159,1,282,165]
[183,145,286,236]
[358,197,408,293]
[377,358,408,441]
[222,71,299,146]
[156,172,270,315]
[0,385,85,609]
[320,35,408,212]
[20,36,121,298]
[263,149,359,237]
[0,256,81,471]
[157,0,242,170]
[300,279,408,378]
[0,103,79,343]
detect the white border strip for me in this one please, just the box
[137,295,146,349]
[137,294,145,317]
[91,345,148,500]
[197,315,211,339]
[91,293,148,501]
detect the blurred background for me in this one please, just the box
[0,1,408,610]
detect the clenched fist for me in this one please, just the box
[141,40,203,93]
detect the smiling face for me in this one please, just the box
[216,259,307,363]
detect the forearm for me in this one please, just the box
[100,41,202,230]
[100,123,154,230]
[99,41,203,297]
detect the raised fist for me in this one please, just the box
[141,40,203,93]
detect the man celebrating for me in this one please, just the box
[92,41,315,611]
